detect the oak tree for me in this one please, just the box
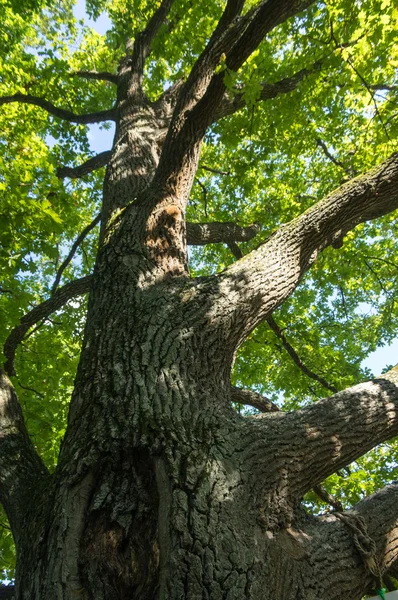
[0,0,398,598]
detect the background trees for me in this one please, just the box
[0,0,397,593]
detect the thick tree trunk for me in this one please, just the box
[10,237,390,599]
[3,5,398,593]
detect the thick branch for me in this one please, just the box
[186,221,260,245]
[0,94,116,124]
[51,215,101,294]
[274,366,398,497]
[266,314,338,393]
[56,151,111,179]
[309,484,398,598]
[209,153,398,346]
[3,276,93,376]
[214,63,321,121]
[144,0,315,258]
[231,386,279,412]
[351,484,398,580]
[72,70,118,84]
[0,370,49,539]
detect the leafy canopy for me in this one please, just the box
[0,0,397,579]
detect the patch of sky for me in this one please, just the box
[73,0,111,36]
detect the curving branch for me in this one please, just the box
[208,153,398,348]
[0,369,49,540]
[0,93,116,124]
[187,221,260,245]
[56,151,112,179]
[266,314,338,393]
[214,62,322,121]
[3,276,93,377]
[51,215,101,294]
[228,241,244,259]
[71,70,118,85]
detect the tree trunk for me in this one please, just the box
[9,224,382,599]
[3,3,398,595]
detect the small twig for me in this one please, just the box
[200,165,231,176]
[51,213,101,295]
[266,315,338,394]
[16,380,44,399]
[196,179,208,217]
[338,285,349,320]
[71,70,118,85]
[0,286,13,295]
[316,138,346,170]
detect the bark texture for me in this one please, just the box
[2,1,398,599]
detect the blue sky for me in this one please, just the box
[72,0,398,378]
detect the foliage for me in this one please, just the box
[0,0,397,578]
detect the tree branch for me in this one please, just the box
[231,385,279,412]
[123,0,177,99]
[0,94,116,124]
[71,70,118,84]
[369,84,398,92]
[271,366,398,497]
[51,215,101,294]
[208,153,398,347]
[213,62,322,121]
[0,369,49,540]
[143,0,315,270]
[300,484,398,598]
[3,276,93,377]
[186,221,260,245]
[56,151,112,179]
[228,241,244,259]
[266,314,338,393]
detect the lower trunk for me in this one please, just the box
[15,429,374,600]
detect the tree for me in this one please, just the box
[0,0,398,597]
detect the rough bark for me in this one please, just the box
[2,1,398,599]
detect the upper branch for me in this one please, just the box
[266,314,338,393]
[123,0,176,98]
[213,62,321,122]
[0,370,49,539]
[145,0,315,220]
[231,385,279,412]
[3,275,93,377]
[208,153,398,347]
[0,93,116,124]
[56,151,112,179]
[71,70,118,84]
